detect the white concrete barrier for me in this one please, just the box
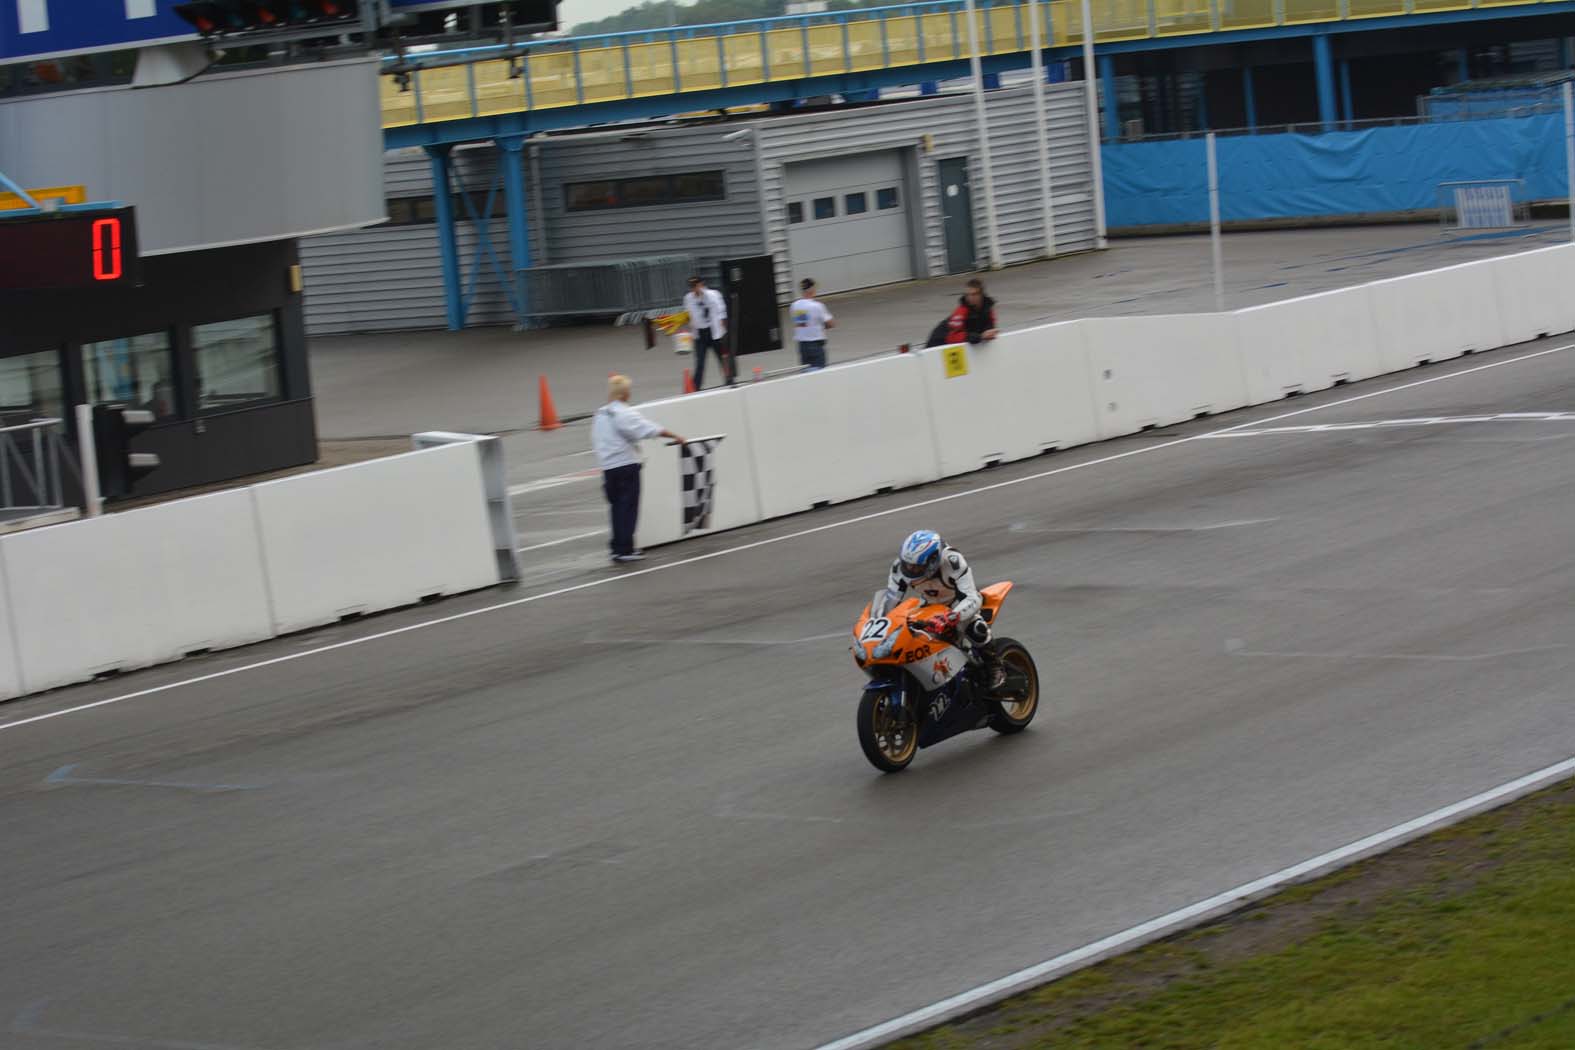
[1082,314,1247,439]
[631,386,763,550]
[1,490,272,695]
[7,243,1570,702]
[413,432,521,582]
[1491,244,1575,347]
[0,552,22,700]
[1235,285,1384,404]
[1367,258,1507,372]
[744,354,941,519]
[918,323,1100,478]
[253,442,501,634]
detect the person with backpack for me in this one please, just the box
[925,278,999,348]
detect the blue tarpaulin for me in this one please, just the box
[1103,114,1570,228]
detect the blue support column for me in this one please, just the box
[1313,34,1337,131]
[1339,59,1353,125]
[1559,37,1571,70]
[1099,54,1120,142]
[1457,48,1470,84]
[425,144,465,332]
[982,71,1001,89]
[920,81,939,95]
[498,135,532,327]
[1243,65,1258,132]
[1197,72,1209,131]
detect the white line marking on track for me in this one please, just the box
[1010,517,1279,534]
[589,631,848,647]
[506,470,599,496]
[1209,412,1575,438]
[3,340,1571,735]
[516,528,608,553]
[810,749,1575,1050]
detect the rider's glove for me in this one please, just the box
[923,611,960,636]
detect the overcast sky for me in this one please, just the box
[560,0,666,27]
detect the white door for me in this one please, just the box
[784,151,914,294]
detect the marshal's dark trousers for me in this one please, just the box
[603,463,642,557]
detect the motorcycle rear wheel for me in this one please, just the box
[987,639,1039,734]
[857,689,919,773]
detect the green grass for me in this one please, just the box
[894,782,1575,1050]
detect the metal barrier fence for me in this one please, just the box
[0,418,73,522]
[379,0,1544,129]
[1438,179,1529,230]
[518,255,696,317]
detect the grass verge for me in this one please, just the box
[893,777,1575,1050]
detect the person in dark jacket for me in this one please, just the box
[925,278,1000,347]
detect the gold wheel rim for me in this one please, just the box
[999,650,1038,722]
[874,701,918,764]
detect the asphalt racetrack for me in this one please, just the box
[5,339,1575,1049]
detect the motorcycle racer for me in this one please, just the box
[887,529,1006,689]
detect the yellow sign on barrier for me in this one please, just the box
[0,185,86,211]
[942,344,970,379]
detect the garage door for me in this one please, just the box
[784,150,914,295]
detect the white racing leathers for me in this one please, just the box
[886,547,990,653]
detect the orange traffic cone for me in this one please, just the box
[683,368,696,394]
[538,375,561,431]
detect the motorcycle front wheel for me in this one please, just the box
[987,639,1039,734]
[857,688,919,773]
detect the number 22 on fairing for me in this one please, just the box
[859,617,892,643]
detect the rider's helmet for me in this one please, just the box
[897,529,945,583]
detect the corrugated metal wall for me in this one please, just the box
[528,125,766,282]
[301,83,1096,335]
[300,145,517,336]
[755,83,1096,299]
[1,57,385,256]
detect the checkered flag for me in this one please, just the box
[680,436,723,534]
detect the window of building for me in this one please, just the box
[877,186,900,210]
[192,314,281,412]
[813,196,836,220]
[620,175,672,207]
[565,181,619,211]
[382,191,507,226]
[563,170,727,212]
[386,198,421,225]
[0,350,63,427]
[672,170,725,202]
[844,191,868,215]
[81,331,178,421]
[787,201,804,224]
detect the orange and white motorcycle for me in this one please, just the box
[851,582,1040,772]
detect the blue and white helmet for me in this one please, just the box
[897,529,945,583]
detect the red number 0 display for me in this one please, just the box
[92,217,122,281]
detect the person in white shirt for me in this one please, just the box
[789,277,835,371]
[591,374,686,563]
[682,275,732,389]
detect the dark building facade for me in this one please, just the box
[0,238,317,501]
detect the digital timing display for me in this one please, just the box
[0,207,141,291]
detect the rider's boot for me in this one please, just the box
[981,647,1006,691]
[967,641,1006,691]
